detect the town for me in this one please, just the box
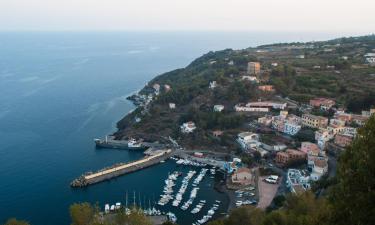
[76,35,375,225]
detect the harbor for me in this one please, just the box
[99,159,228,225]
[71,137,233,224]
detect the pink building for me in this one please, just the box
[334,134,354,147]
[300,142,320,156]
[258,85,275,92]
[310,98,335,110]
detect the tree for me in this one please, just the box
[3,219,29,225]
[329,115,375,225]
[280,192,330,225]
[69,203,95,225]
[224,206,265,225]
[125,208,152,225]
[162,222,178,225]
[207,220,225,225]
[295,128,315,142]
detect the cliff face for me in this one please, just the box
[115,35,375,151]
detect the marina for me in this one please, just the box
[100,162,227,225]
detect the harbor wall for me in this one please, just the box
[71,150,172,187]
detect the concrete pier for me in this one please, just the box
[71,149,172,187]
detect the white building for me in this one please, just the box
[286,169,310,194]
[284,122,302,136]
[213,105,225,112]
[235,102,287,112]
[180,121,197,133]
[241,76,258,82]
[248,102,287,110]
[310,158,328,181]
[296,55,305,59]
[366,57,375,64]
[237,132,260,150]
[153,83,161,95]
[209,81,217,89]
[315,129,331,150]
[235,104,269,112]
[169,103,176,109]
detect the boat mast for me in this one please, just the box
[143,196,146,210]
[133,191,136,207]
[125,191,128,209]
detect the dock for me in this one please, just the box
[71,149,173,187]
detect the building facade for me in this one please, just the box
[247,62,261,75]
[302,114,328,129]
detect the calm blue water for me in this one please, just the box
[0,31,346,225]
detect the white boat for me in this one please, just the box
[104,204,110,213]
[158,171,181,205]
[193,203,220,224]
[166,212,177,223]
[127,138,142,148]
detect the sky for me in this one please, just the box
[0,0,374,33]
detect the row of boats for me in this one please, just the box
[158,171,181,206]
[180,168,209,211]
[193,201,221,225]
[173,158,208,167]
[156,167,223,224]
[172,170,197,207]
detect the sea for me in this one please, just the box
[0,31,352,225]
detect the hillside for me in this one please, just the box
[114,35,375,151]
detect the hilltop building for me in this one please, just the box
[169,103,176,109]
[209,81,217,89]
[247,62,261,75]
[180,121,196,133]
[164,84,171,92]
[241,76,258,83]
[213,105,225,112]
[258,85,275,92]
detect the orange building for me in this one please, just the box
[247,62,261,75]
[276,149,307,166]
[258,85,275,92]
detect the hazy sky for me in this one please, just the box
[0,0,374,33]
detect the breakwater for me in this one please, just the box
[71,149,173,187]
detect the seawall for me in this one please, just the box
[71,149,172,187]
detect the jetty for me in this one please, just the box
[71,149,173,187]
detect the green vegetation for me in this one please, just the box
[3,219,29,225]
[115,35,375,151]
[69,203,152,225]
[329,115,375,225]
